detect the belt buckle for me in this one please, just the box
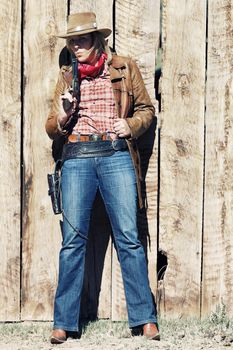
[89,134,102,141]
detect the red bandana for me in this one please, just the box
[78,52,107,79]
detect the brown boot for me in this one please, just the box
[143,323,160,340]
[50,329,67,344]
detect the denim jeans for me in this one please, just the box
[53,150,157,331]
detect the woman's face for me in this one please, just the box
[68,34,95,63]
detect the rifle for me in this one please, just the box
[62,56,80,123]
[51,57,80,162]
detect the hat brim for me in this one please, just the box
[57,28,112,39]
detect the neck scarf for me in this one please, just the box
[78,52,107,79]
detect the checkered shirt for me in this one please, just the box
[72,63,118,138]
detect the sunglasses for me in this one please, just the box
[68,35,92,46]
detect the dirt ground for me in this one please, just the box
[0,314,233,350]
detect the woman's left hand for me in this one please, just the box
[113,119,131,138]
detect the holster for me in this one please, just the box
[47,160,62,215]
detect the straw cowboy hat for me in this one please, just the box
[57,12,112,39]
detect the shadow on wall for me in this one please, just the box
[154,56,168,284]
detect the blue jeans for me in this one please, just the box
[53,150,157,331]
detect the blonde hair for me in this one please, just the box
[66,32,112,64]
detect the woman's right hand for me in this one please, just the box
[58,90,77,127]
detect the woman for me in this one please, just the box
[46,12,159,344]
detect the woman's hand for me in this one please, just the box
[113,119,131,138]
[58,90,77,127]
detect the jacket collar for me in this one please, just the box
[108,55,126,80]
[109,54,126,69]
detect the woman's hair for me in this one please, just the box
[91,32,112,63]
[66,32,112,64]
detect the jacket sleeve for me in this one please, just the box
[125,59,155,139]
[45,67,70,140]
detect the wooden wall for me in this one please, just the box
[0,0,21,321]
[202,0,233,316]
[0,0,233,322]
[159,0,206,317]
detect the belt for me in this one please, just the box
[62,139,128,160]
[68,133,111,143]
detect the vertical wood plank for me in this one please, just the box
[202,0,233,316]
[97,243,112,318]
[112,0,160,321]
[0,0,21,321]
[70,0,114,320]
[159,0,206,317]
[21,0,67,320]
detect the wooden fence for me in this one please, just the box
[0,0,233,322]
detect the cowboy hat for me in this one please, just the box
[57,12,112,39]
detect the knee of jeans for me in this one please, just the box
[61,225,88,248]
[115,232,142,251]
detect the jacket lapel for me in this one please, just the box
[109,62,130,119]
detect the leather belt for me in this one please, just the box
[68,133,111,143]
[62,139,128,160]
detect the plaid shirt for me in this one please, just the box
[72,63,118,138]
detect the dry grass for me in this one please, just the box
[0,306,233,350]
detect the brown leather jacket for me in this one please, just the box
[45,55,155,208]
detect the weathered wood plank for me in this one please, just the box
[159,0,206,317]
[112,0,160,321]
[202,0,233,317]
[97,241,112,319]
[21,0,67,320]
[70,0,114,320]
[0,0,21,321]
